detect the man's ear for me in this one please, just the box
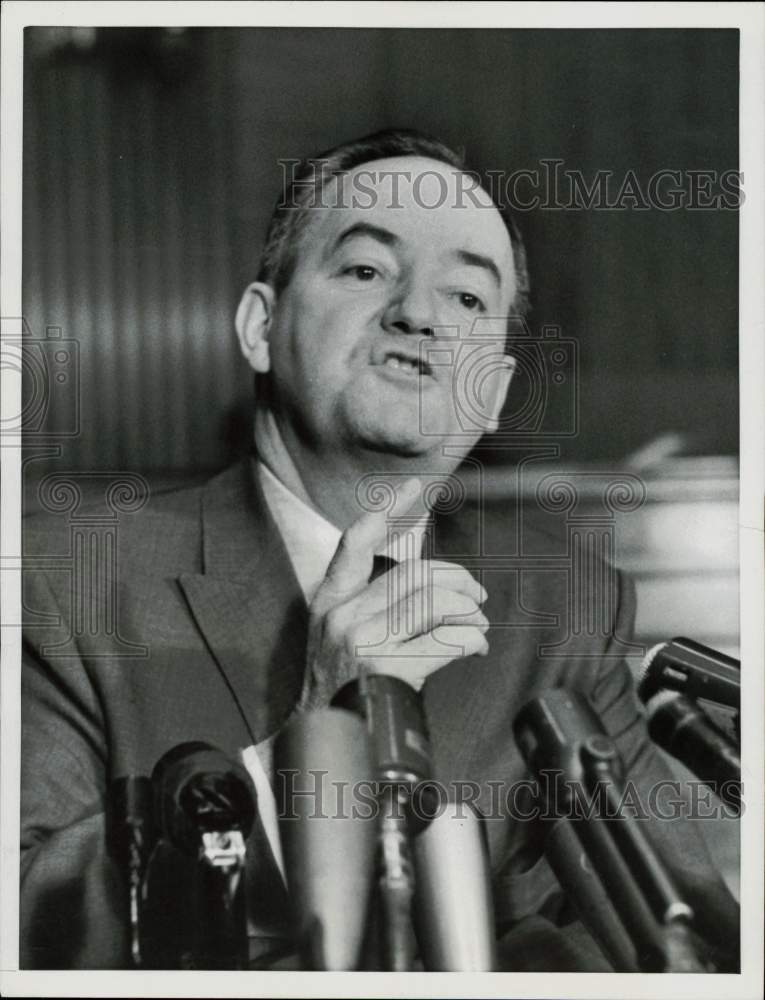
[235,283,276,373]
[485,355,517,433]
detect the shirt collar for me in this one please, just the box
[257,461,429,605]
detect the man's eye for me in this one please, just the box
[456,292,485,312]
[342,265,380,281]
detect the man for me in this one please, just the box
[21,129,737,971]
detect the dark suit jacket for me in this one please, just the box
[20,457,739,970]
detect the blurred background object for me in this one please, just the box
[463,444,739,657]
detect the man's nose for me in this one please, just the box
[381,280,438,337]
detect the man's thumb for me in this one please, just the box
[319,477,422,598]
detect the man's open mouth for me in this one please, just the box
[377,349,433,378]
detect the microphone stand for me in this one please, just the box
[377,784,416,972]
[107,776,156,969]
[332,674,429,972]
[194,828,248,970]
[576,735,703,972]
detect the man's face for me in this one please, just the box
[266,155,517,463]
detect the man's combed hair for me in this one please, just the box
[257,128,531,320]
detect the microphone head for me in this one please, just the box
[275,707,377,971]
[332,673,433,785]
[412,800,496,971]
[638,637,740,709]
[513,688,607,779]
[151,742,256,855]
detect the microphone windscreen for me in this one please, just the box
[275,707,377,970]
[412,800,496,970]
[151,742,256,854]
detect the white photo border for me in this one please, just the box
[2,3,763,998]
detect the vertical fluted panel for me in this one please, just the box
[23,31,242,475]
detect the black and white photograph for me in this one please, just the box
[1,2,763,997]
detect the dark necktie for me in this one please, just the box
[370,553,397,583]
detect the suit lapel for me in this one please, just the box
[178,458,308,746]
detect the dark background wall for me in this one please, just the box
[22,27,739,473]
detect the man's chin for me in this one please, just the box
[343,419,440,458]
[345,418,477,465]
[338,393,476,462]
[362,440,434,461]
[352,425,438,458]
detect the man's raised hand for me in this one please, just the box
[305,477,489,705]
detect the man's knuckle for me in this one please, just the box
[345,622,368,653]
[324,606,345,641]
[433,590,475,622]
[454,592,478,615]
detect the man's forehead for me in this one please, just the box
[310,155,513,268]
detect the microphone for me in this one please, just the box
[151,742,256,969]
[106,776,157,967]
[638,638,740,711]
[332,673,433,797]
[412,799,496,970]
[643,689,742,814]
[332,673,434,971]
[274,707,377,971]
[514,688,704,972]
[152,742,256,853]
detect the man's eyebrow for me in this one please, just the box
[332,222,401,251]
[331,224,503,288]
[453,249,502,288]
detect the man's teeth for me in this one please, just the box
[384,356,420,374]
